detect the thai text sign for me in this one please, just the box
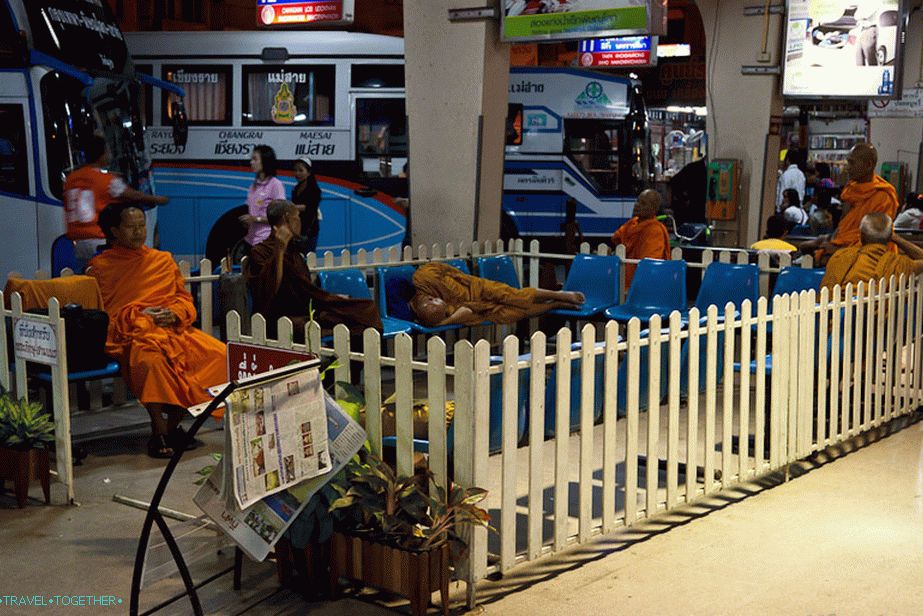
[257,0,354,26]
[13,318,58,366]
[227,342,313,381]
[579,35,657,67]
[502,1,666,43]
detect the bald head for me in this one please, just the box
[859,212,892,245]
[633,189,662,219]
[845,143,877,183]
[267,199,298,226]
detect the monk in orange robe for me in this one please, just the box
[410,262,584,327]
[89,204,227,458]
[803,144,899,265]
[610,189,671,287]
[821,212,923,293]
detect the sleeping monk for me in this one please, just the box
[610,189,671,287]
[802,144,899,266]
[246,200,382,337]
[410,262,584,327]
[821,212,923,293]
[89,204,228,459]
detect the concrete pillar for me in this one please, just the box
[403,1,509,246]
[698,0,785,247]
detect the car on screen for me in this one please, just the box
[810,6,899,66]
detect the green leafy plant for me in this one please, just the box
[193,452,224,486]
[0,392,55,450]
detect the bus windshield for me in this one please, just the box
[41,71,149,198]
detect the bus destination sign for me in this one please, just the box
[257,0,354,26]
[578,35,658,68]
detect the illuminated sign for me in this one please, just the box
[257,0,354,26]
[502,0,667,43]
[579,35,658,67]
[656,43,691,58]
[783,0,907,98]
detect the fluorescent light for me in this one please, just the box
[657,44,691,58]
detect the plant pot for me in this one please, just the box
[329,532,450,616]
[273,537,333,599]
[0,446,50,508]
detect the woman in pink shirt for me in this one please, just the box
[240,145,286,249]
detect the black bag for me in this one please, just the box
[26,304,111,373]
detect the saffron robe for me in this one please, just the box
[412,262,538,326]
[246,236,382,335]
[828,176,899,251]
[88,246,227,409]
[821,243,916,292]
[610,216,672,287]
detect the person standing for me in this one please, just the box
[776,150,806,213]
[240,145,285,253]
[64,134,168,271]
[290,157,321,254]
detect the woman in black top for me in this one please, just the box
[291,157,322,253]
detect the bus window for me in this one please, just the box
[351,64,405,88]
[162,64,232,125]
[564,119,620,195]
[0,4,25,67]
[506,104,523,146]
[40,72,98,199]
[135,64,154,127]
[0,105,28,195]
[242,65,335,126]
[356,98,407,158]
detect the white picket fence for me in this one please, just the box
[224,269,922,605]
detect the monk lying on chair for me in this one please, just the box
[409,262,584,327]
[89,204,228,459]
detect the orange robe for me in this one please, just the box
[610,216,671,286]
[412,262,538,326]
[821,243,916,292]
[829,175,899,250]
[88,246,227,410]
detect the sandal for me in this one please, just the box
[147,435,174,459]
[169,426,203,452]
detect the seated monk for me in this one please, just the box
[89,204,228,459]
[610,189,671,287]
[821,212,923,293]
[246,200,382,336]
[802,143,899,266]
[410,262,584,327]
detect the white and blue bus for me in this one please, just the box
[0,0,181,275]
[504,67,650,244]
[125,31,408,265]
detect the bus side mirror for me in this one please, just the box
[172,100,188,148]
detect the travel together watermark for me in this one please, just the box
[0,595,122,608]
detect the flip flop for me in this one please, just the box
[147,435,174,459]
[169,426,204,452]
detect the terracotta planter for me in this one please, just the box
[273,537,333,599]
[0,446,50,508]
[329,532,450,616]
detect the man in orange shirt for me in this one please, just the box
[610,189,672,287]
[64,135,167,270]
[89,203,226,459]
[801,143,898,266]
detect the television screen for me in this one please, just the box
[783,0,906,98]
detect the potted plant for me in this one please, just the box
[326,451,492,616]
[0,391,54,508]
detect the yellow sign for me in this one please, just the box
[272,82,296,125]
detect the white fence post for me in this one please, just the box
[579,323,595,538]
[500,335,519,572]
[645,315,662,518]
[624,319,640,525]
[527,331,546,561]
[394,333,414,478]
[553,326,572,549]
[363,329,383,458]
[602,321,619,533]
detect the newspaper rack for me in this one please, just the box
[128,359,320,616]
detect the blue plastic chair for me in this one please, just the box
[605,259,688,326]
[692,261,760,321]
[550,254,621,319]
[442,258,470,274]
[475,255,520,288]
[772,266,825,298]
[51,235,79,276]
[375,265,463,335]
[317,269,412,339]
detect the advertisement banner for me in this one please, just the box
[783,0,905,98]
[257,0,354,26]
[502,1,666,43]
[579,35,657,67]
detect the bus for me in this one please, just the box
[124,31,408,265]
[0,0,180,275]
[504,67,650,245]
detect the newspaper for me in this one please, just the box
[227,367,330,509]
[193,392,367,561]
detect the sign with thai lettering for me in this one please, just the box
[227,342,313,382]
[146,128,351,160]
[579,35,657,67]
[502,0,667,43]
[13,318,58,366]
[257,0,354,26]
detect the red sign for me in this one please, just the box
[227,342,314,382]
[258,1,349,26]
[581,50,653,67]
